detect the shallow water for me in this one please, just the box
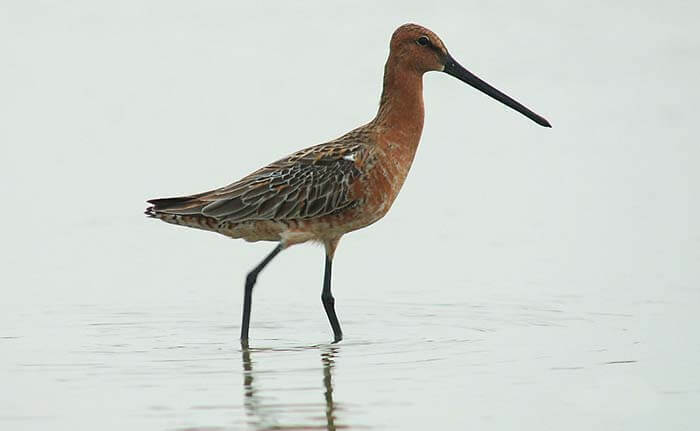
[1,0,698,429]
[3,286,697,430]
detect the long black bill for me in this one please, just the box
[443,54,551,127]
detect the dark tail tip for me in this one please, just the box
[145,195,199,218]
[145,205,157,218]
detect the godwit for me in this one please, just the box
[146,24,550,345]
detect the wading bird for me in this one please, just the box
[146,24,550,345]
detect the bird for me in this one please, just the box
[145,23,551,346]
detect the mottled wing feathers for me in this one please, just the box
[147,138,368,224]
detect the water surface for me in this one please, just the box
[1,1,698,430]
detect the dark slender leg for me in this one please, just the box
[321,254,343,343]
[241,243,283,344]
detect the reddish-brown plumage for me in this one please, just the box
[147,24,449,257]
[146,24,550,343]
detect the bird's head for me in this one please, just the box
[389,23,551,127]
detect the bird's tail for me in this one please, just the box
[145,192,224,233]
[145,193,208,217]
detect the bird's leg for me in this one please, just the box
[321,253,343,343]
[241,243,284,345]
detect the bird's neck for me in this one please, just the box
[374,58,425,149]
[360,59,425,216]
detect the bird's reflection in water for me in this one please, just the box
[241,345,342,430]
[321,348,338,430]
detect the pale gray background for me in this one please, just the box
[1,1,698,430]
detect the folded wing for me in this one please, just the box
[147,141,365,223]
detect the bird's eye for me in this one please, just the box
[416,36,430,47]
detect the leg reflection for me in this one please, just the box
[322,346,339,430]
[241,347,269,428]
[240,346,342,430]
